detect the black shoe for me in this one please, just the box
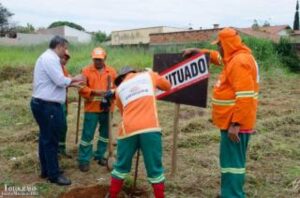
[98,158,107,166]
[79,164,90,172]
[40,169,64,179]
[49,175,71,186]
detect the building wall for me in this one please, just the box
[150,29,220,45]
[37,26,65,36]
[37,26,92,43]
[64,26,92,43]
[278,29,289,36]
[290,34,300,43]
[111,26,187,45]
[0,33,54,46]
[0,33,78,46]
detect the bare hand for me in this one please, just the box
[72,74,86,83]
[69,80,86,88]
[182,48,201,58]
[228,124,240,143]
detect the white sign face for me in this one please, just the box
[156,53,209,99]
[117,72,154,107]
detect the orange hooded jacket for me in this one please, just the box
[79,64,117,112]
[115,71,171,139]
[205,28,259,132]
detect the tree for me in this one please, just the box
[93,31,108,43]
[263,20,271,27]
[14,23,35,33]
[293,0,299,30]
[252,19,260,30]
[48,21,85,31]
[0,3,13,36]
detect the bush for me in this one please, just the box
[93,31,108,43]
[274,38,300,73]
[242,36,279,71]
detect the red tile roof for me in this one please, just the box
[236,25,290,42]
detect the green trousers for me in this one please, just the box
[78,112,109,165]
[58,104,68,154]
[111,132,165,184]
[220,131,251,198]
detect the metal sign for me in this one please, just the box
[153,52,210,107]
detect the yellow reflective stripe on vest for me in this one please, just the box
[236,91,255,98]
[148,174,165,183]
[212,98,236,106]
[217,54,223,65]
[221,167,245,174]
[80,140,93,146]
[92,96,103,102]
[253,92,258,99]
[236,91,259,99]
[98,136,109,143]
[111,169,128,179]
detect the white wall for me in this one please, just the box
[0,33,79,46]
[38,26,92,43]
[278,29,289,36]
[0,33,53,46]
[64,26,92,43]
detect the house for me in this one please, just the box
[149,25,294,45]
[236,25,291,42]
[150,27,221,45]
[0,25,92,46]
[111,26,187,45]
[290,30,300,43]
[37,25,92,43]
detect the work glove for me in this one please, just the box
[100,90,115,112]
[100,97,110,112]
[104,90,115,100]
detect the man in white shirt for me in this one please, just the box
[30,36,84,186]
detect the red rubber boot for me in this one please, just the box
[152,183,165,198]
[108,177,123,198]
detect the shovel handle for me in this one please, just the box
[75,94,82,144]
[133,149,140,191]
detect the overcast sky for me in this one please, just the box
[1,0,298,33]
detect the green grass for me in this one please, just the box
[0,35,297,76]
[0,43,153,74]
[0,44,46,68]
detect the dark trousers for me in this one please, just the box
[30,97,63,180]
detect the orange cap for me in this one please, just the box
[91,47,106,59]
[211,27,239,45]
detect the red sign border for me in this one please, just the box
[156,53,209,99]
[160,52,205,75]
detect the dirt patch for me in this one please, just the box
[0,66,32,83]
[59,184,149,198]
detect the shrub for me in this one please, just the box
[274,38,300,73]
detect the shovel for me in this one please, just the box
[106,75,116,171]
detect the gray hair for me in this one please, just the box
[49,35,68,49]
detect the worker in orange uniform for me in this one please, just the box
[106,66,171,198]
[184,27,259,198]
[77,47,117,172]
[58,49,72,158]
